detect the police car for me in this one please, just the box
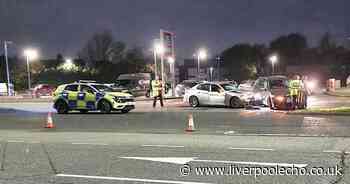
[53,80,135,114]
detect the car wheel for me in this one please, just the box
[121,109,130,114]
[189,96,199,108]
[55,101,68,114]
[79,109,88,113]
[99,100,112,114]
[230,97,242,108]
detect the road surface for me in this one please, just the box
[0,94,349,183]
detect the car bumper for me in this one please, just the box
[112,101,136,110]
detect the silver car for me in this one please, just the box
[183,82,252,108]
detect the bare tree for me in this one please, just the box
[79,30,125,67]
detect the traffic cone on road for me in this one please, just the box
[185,113,196,132]
[45,112,55,128]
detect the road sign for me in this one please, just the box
[160,30,175,58]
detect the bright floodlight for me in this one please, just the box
[269,55,278,64]
[167,56,175,64]
[24,49,39,61]
[62,58,76,71]
[198,49,207,60]
[154,43,165,54]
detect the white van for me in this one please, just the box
[0,83,14,96]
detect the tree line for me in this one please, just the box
[1,31,349,90]
[220,32,350,84]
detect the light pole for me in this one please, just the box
[23,49,38,91]
[4,41,13,96]
[269,54,278,75]
[154,42,164,79]
[197,49,207,80]
[209,67,214,81]
[167,57,175,96]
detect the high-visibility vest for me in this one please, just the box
[151,80,162,97]
[289,80,301,96]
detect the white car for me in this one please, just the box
[183,82,252,108]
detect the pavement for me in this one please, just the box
[0,94,350,183]
[325,88,350,97]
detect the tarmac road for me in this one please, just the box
[0,94,349,183]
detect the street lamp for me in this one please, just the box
[153,41,164,79]
[269,54,278,75]
[23,48,38,90]
[167,56,175,96]
[196,49,207,80]
[3,41,13,96]
[209,67,214,81]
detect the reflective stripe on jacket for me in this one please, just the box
[151,80,162,97]
[289,80,301,96]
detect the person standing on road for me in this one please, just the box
[289,75,302,109]
[151,76,164,108]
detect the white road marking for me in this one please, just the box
[323,150,350,154]
[120,157,307,168]
[71,143,108,146]
[56,174,211,184]
[142,144,185,148]
[194,159,307,168]
[228,147,274,151]
[120,157,197,164]
[7,140,25,143]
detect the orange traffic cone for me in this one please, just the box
[185,113,196,132]
[45,112,55,128]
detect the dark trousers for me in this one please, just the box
[153,94,164,107]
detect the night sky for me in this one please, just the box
[0,0,349,59]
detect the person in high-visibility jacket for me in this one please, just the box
[151,76,164,108]
[289,75,302,109]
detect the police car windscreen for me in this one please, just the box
[92,85,113,92]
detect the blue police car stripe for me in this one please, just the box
[68,100,77,108]
[77,93,85,100]
[86,101,95,109]
[96,92,104,101]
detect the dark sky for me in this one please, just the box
[0,0,349,59]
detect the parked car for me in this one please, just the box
[32,84,55,98]
[183,82,251,108]
[251,75,307,110]
[175,80,200,97]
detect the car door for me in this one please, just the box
[78,85,97,109]
[209,84,225,105]
[63,84,79,109]
[195,83,210,105]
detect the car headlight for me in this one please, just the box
[275,96,284,102]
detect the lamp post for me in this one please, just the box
[154,42,164,79]
[269,54,278,75]
[197,49,207,80]
[167,56,175,96]
[4,41,13,96]
[209,67,214,81]
[23,49,38,90]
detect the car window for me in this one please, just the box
[80,85,96,93]
[64,85,78,92]
[221,84,237,91]
[197,84,210,91]
[211,84,222,93]
[270,79,288,89]
[254,79,267,90]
